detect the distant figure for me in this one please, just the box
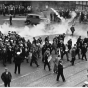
[1,68,12,87]
[9,14,12,25]
[70,25,75,36]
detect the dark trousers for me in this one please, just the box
[30,59,39,67]
[4,82,10,87]
[10,21,12,25]
[76,48,81,59]
[15,64,20,74]
[57,72,65,81]
[82,54,87,61]
[44,62,51,71]
[72,31,74,36]
[71,57,75,65]
[76,52,80,59]
[61,52,64,60]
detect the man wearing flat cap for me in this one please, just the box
[1,68,12,87]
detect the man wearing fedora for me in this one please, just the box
[1,68,12,87]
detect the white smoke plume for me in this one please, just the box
[0,8,84,46]
[50,8,65,23]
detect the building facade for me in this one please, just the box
[76,1,88,11]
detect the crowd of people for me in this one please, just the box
[0,4,32,16]
[0,4,88,86]
[0,3,88,24]
[0,24,88,86]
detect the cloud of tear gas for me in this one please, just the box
[50,8,65,22]
[0,8,80,45]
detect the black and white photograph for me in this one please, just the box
[0,0,88,87]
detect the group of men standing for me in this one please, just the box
[0,4,32,16]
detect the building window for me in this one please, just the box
[83,1,86,5]
[79,1,83,5]
[76,1,79,4]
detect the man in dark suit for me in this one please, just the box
[70,25,75,36]
[1,68,12,87]
[56,60,65,82]
[14,52,22,74]
[82,44,87,61]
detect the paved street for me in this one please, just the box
[0,51,88,87]
[0,15,88,87]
